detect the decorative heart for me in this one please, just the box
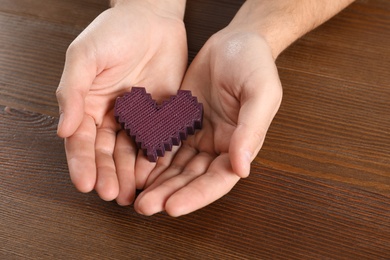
[114,87,203,162]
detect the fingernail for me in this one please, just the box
[57,113,64,134]
[242,150,252,177]
[244,150,252,163]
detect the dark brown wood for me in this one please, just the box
[1,0,389,259]
[0,0,108,116]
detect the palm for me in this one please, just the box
[82,8,187,126]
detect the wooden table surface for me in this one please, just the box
[1,0,389,259]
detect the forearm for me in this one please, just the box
[110,0,187,20]
[229,0,355,58]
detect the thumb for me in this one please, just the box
[56,44,96,138]
[229,77,283,178]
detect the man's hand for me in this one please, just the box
[134,29,283,216]
[134,0,354,216]
[56,0,187,205]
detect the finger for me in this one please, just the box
[133,144,181,191]
[94,118,119,201]
[64,114,97,193]
[143,144,191,189]
[135,144,197,208]
[165,153,240,217]
[230,68,283,178]
[135,152,212,216]
[144,144,198,191]
[114,130,137,206]
[134,151,157,190]
[56,42,97,138]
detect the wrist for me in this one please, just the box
[227,1,298,59]
[111,0,186,20]
[228,0,354,59]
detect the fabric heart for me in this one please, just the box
[114,87,203,162]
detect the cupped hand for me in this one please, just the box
[134,28,283,216]
[56,0,187,205]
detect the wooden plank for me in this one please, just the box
[1,0,389,258]
[0,0,107,116]
[0,0,388,116]
[276,0,390,86]
[1,106,389,259]
[0,13,76,115]
[260,68,390,195]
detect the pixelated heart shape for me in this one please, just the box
[114,87,203,162]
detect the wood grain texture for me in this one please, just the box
[1,0,389,259]
[277,0,390,87]
[1,107,389,259]
[0,0,108,116]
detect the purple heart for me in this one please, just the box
[114,87,203,162]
